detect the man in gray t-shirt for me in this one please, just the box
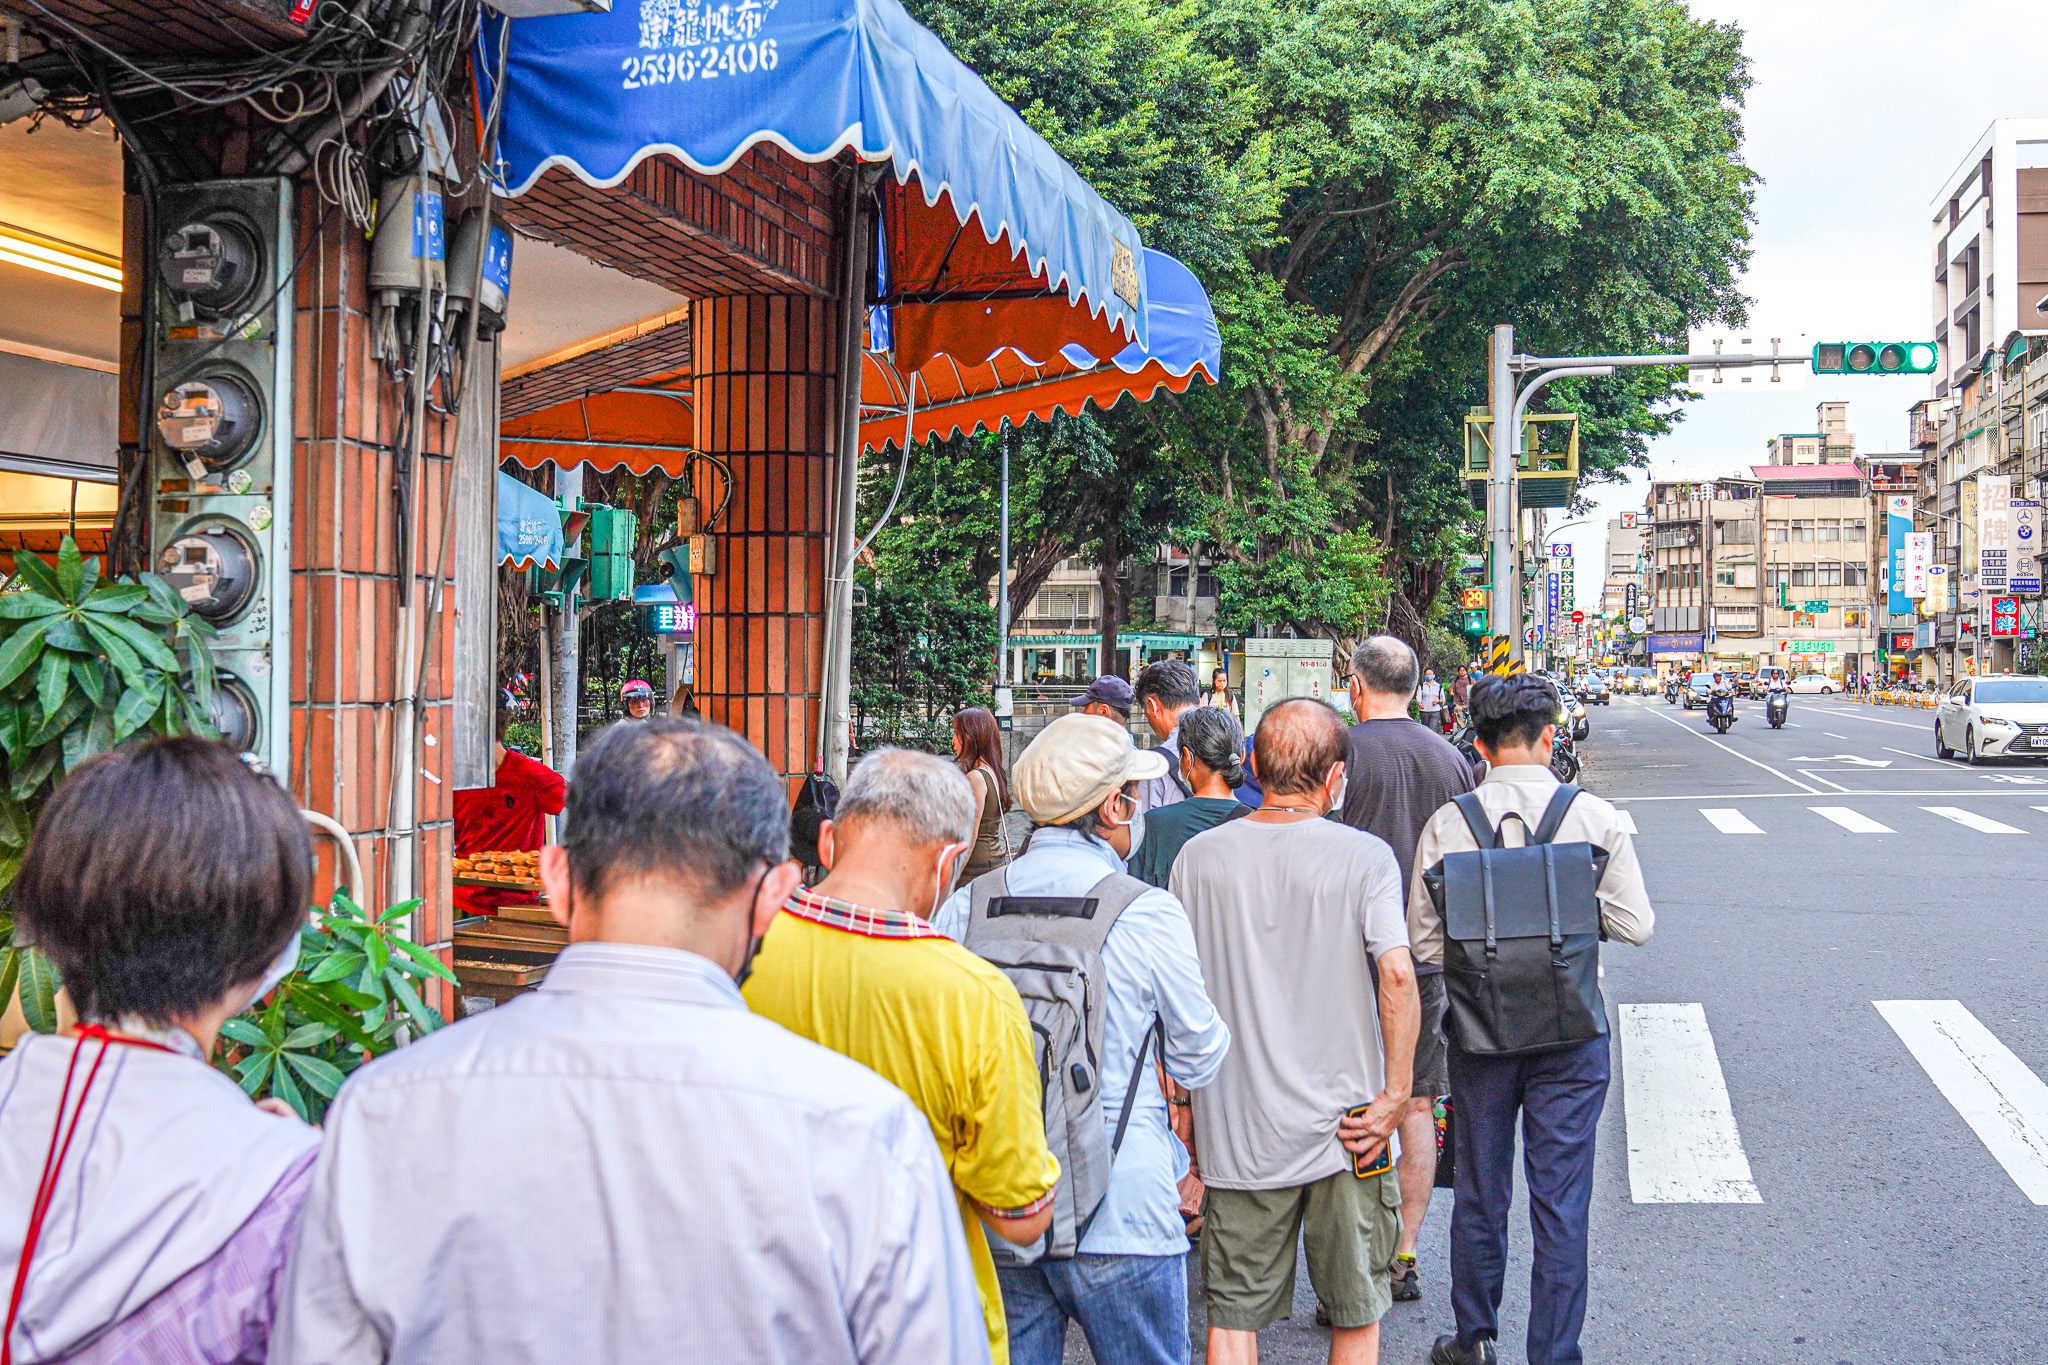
[1340,636,1476,1303]
[1172,698,1418,1363]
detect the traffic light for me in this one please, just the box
[147,179,295,765]
[1462,608,1487,636]
[1811,342,1937,376]
[584,505,640,602]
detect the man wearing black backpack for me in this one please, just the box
[1407,675,1654,1365]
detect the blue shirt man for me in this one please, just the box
[938,713,1231,1365]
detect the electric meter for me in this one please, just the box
[157,215,263,315]
[156,521,260,623]
[208,674,260,753]
[155,371,263,472]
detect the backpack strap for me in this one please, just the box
[1076,1015,1164,1245]
[1452,792,1498,849]
[1532,785,1582,846]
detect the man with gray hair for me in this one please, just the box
[277,719,986,1364]
[1338,636,1476,1307]
[745,746,1061,1365]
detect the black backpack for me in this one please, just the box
[1423,785,1608,1057]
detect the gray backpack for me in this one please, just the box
[964,868,1160,1263]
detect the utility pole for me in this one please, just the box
[1488,326,1519,664]
[1487,336,1808,668]
[551,461,583,775]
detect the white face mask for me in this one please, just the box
[1329,767,1348,811]
[930,841,970,919]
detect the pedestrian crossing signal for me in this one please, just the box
[1462,608,1487,635]
[1811,342,1937,376]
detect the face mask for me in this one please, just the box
[1124,805,1147,857]
[241,926,303,1013]
[731,865,773,990]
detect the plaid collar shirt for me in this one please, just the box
[781,887,951,940]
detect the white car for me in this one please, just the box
[1934,675,2048,763]
[1789,673,1836,695]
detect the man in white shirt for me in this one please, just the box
[275,718,988,1365]
[1407,676,1653,1365]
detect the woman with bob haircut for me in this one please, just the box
[0,737,319,1364]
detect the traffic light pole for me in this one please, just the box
[1487,338,1814,667]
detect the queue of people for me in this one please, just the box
[0,638,1651,1365]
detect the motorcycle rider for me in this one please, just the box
[1705,672,1737,732]
[1765,670,1790,728]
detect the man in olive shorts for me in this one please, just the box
[1173,698,1419,1365]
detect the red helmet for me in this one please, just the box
[621,679,655,701]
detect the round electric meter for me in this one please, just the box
[156,521,260,623]
[157,216,262,315]
[155,371,262,471]
[209,674,260,754]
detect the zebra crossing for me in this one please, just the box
[1614,999,2048,1207]
[1619,803,2048,837]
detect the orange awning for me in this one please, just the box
[499,388,693,478]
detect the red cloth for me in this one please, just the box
[453,748,565,916]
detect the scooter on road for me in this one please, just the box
[1765,687,1789,729]
[1705,687,1737,735]
[1664,677,1681,704]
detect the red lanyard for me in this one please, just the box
[2,1026,174,1365]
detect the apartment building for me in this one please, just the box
[1645,403,1890,679]
[1902,120,2048,682]
[995,547,1223,686]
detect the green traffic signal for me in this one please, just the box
[1811,341,1937,376]
[1462,608,1488,635]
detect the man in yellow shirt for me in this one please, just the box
[744,748,1060,1365]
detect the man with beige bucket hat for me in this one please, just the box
[938,713,1231,1365]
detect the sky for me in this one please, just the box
[1556,0,2048,609]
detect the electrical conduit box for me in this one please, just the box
[1242,638,1335,730]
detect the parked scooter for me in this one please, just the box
[1766,683,1789,729]
[1706,683,1737,734]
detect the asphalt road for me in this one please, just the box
[1067,690,2048,1364]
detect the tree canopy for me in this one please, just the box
[871,0,1755,682]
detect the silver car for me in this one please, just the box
[1934,675,2048,763]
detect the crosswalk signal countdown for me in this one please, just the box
[1811,342,1937,376]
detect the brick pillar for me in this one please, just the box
[288,192,456,979]
[690,295,836,781]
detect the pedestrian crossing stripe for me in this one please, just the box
[1618,1004,1762,1204]
[1809,806,1894,834]
[1699,808,1763,834]
[1615,1001,2048,1205]
[1876,1001,2048,1205]
[1921,806,2025,834]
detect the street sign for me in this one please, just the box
[1629,614,1648,633]
[1571,610,1585,624]
[1799,600,1830,614]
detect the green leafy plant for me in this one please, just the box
[218,890,459,1122]
[0,536,219,1032]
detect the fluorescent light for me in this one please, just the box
[0,224,120,292]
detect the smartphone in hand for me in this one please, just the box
[1344,1103,1393,1178]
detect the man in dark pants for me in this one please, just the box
[1405,676,1655,1365]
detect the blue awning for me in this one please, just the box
[497,472,563,570]
[859,247,1219,451]
[483,0,1146,358]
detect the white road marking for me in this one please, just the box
[1615,810,1639,834]
[1824,733,1848,739]
[1883,745,1966,770]
[1700,808,1764,834]
[1619,1004,1762,1204]
[2031,806,2048,815]
[1921,806,2027,834]
[1799,771,1852,793]
[1875,1000,2048,1205]
[1645,707,1820,793]
[1808,806,1894,834]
